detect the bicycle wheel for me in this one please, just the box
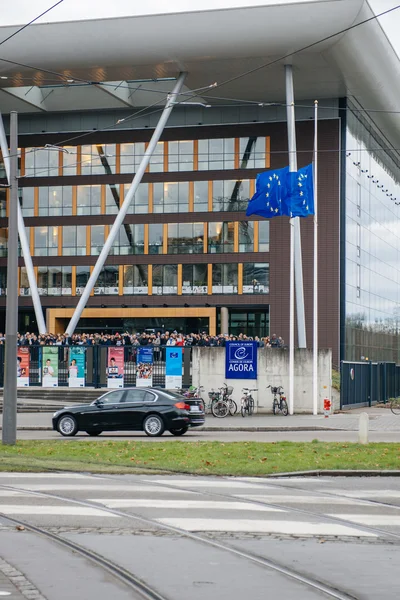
[272,399,279,415]
[241,400,246,417]
[390,398,400,415]
[229,399,237,415]
[211,400,229,418]
[248,397,254,416]
[280,399,289,416]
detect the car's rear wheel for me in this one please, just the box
[170,426,189,436]
[57,415,78,437]
[86,429,102,436]
[143,414,165,437]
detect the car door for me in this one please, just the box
[94,390,127,430]
[121,389,156,429]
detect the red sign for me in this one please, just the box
[17,347,30,387]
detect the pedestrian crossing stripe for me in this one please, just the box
[0,505,119,517]
[89,499,284,511]
[156,518,377,537]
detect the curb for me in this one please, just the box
[263,469,400,477]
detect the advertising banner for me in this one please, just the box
[136,347,153,387]
[107,347,124,388]
[42,347,59,387]
[165,347,183,390]
[68,347,86,388]
[17,347,30,387]
[225,341,257,380]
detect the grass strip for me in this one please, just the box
[0,440,400,476]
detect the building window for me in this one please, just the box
[149,224,163,255]
[111,224,144,255]
[153,182,189,213]
[76,266,90,296]
[149,142,164,172]
[258,221,270,252]
[208,222,234,253]
[243,263,269,294]
[0,266,6,295]
[125,183,149,214]
[62,225,86,256]
[194,180,208,212]
[62,146,78,176]
[77,185,101,215]
[81,144,116,175]
[34,226,58,256]
[105,184,120,214]
[182,264,208,294]
[120,142,145,174]
[39,186,72,216]
[0,228,7,257]
[239,221,254,252]
[198,138,235,170]
[19,188,34,217]
[20,267,30,296]
[168,141,194,171]
[239,137,267,168]
[41,266,72,296]
[212,180,250,211]
[153,265,178,294]
[212,264,238,294]
[123,265,148,294]
[167,223,204,254]
[94,266,119,295]
[25,147,58,177]
[91,225,105,255]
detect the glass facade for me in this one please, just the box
[6,133,273,337]
[345,105,400,361]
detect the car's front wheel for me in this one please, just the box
[57,415,78,437]
[143,414,165,437]
[170,426,188,436]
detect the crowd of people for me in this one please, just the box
[14,331,285,348]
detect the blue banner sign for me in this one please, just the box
[137,346,153,387]
[166,347,183,389]
[68,347,86,388]
[225,341,257,379]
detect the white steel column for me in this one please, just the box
[0,112,46,334]
[312,101,319,415]
[66,72,187,335]
[285,65,306,349]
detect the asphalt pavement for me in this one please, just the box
[0,472,399,599]
[2,407,400,442]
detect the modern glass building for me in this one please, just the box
[0,0,399,365]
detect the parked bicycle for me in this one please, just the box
[267,385,288,416]
[390,397,400,415]
[221,383,237,415]
[240,388,257,417]
[205,389,229,418]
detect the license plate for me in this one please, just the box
[190,406,200,412]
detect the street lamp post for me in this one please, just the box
[2,111,19,445]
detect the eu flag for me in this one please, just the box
[246,166,289,218]
[282,163,314,218]
[246,163,314,219]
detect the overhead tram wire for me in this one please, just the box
[0,0,65,47]
[1,3,400,160]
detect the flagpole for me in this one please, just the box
[289,217,295,415]
[312,100,319,415]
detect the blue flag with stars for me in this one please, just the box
[246,166,289,218]
[246,163,314,219]
[282,163,314,218]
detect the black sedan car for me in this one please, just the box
[52,388,205,437]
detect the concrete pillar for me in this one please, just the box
[221,307,229,334]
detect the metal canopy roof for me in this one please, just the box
[0,0,398,143]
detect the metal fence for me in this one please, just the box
[0,345,192,389]
[340,360,400,408]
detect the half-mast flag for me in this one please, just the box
[246,166,289,218]
[246,163,314,219]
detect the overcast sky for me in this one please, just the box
[1,0,400,54]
